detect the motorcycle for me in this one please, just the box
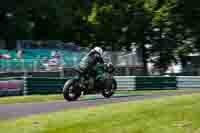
[63,62,117,101]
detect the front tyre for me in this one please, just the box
[102,78,117,98]
[63,79,81,101]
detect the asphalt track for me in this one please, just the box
[0,90,200,120]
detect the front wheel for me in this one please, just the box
[102,78,117,98]
[63,79,81,101]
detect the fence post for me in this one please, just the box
[23,76,28,96]
[60,67,64,78]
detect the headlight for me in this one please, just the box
[106,62,115,73]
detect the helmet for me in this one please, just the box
[93,47,103,56]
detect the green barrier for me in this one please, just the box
[24,77,71,95]
[135,76,177,90]
[23,76,178,95]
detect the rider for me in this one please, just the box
[76,46,104,77]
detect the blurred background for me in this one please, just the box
[0,0,199,76]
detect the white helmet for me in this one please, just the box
[93,47,103,56]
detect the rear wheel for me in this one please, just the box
[102,78,117,98]
[63,79,81,101]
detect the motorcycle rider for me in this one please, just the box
[63,46,117,101]
[77,46,104,76]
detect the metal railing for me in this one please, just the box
[0,58,77,72]
[0,51,144,76]
[0,59,145,77]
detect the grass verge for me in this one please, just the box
[0,94,200,133]
[0,89,199,104]
[0,95,63,104]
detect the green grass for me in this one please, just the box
[0,94,200,133]
[0,89,199,104]
[0,95,63,104]
[116,89,200,95]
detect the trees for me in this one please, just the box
[85,1,155,73]
[1,0,200,74]
[166,0,200,69]
[0,0,93,40]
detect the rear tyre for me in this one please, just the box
[63,79,81,101]
[102,78,117,98]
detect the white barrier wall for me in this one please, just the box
[177,76,200,89]
[114,76,136,90]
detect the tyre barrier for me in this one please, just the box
[0,78,24,96]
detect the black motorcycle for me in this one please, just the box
[63,63,117,101]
